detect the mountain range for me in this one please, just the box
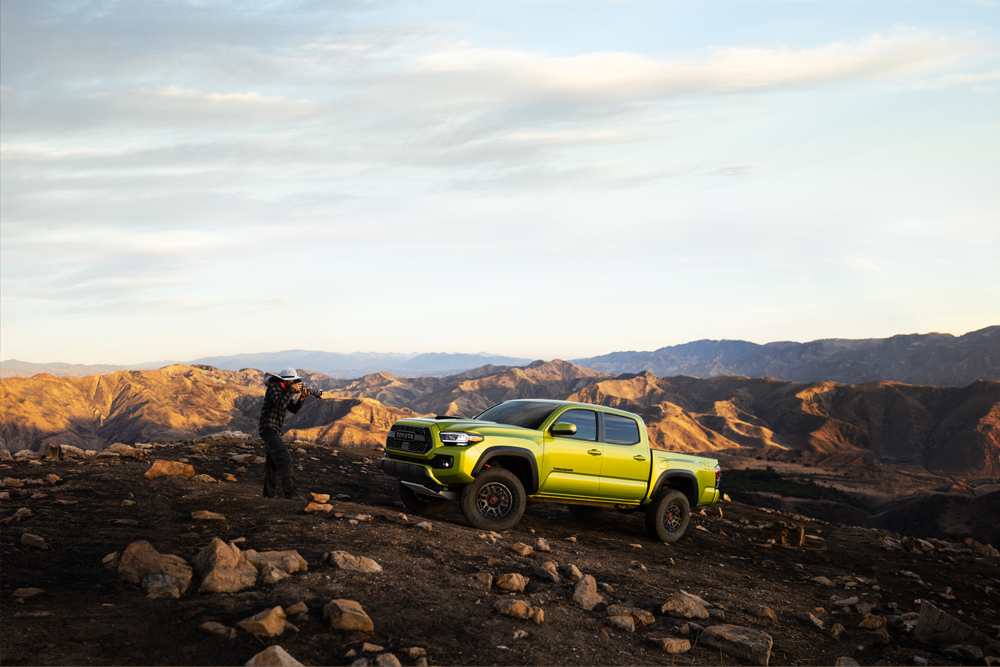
[3,326,997,386]
[2,360,997,478]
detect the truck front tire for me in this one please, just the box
[399,482,453,517]
[645,489,691,543]
[460,468,526,531]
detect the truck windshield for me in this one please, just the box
[474,401,558,430]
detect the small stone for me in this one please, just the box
[415,521,432,531]
[608,615,635,632]
[237,606,288,637]
[469,572,493,590]
[572,575,602,610]
[12,587,44,598]
[405,647,427,658]
[362,643,384,652]
[830,623,845,640]
[607,604,655,628]
[812,576,837,587]
[45,474,62,484]
[122,500,136,507]
[286,602,308,616]
[494,599,544,624]
[328,551,383,574]
[244,645,305,667]
[304,503,333,513]
[536,538,551,552]
[661,593,709,619]
[143,573,181,598]
[833,596,859,607]
[200,621,237,639]
[700,624,773,666]
[324,599,374,632]
[244,549,308,574]
[144,460,195,479]
[511,542,533,557]
[650,637,691,653]
[192,474,217,483]
[859,614,886,629]
[834,659,860,667]
[565,536,577,542]
[191,510,225,521]
[496,573,529,592]
[310,493,330,503]
[21,533,48,549]
[562,563,583,581]
[224,474,237,482]
[512,631,527,640]
[258,563,290,585]
[791,611,825,630]
[375,654,401,667]
[747,604,777,622]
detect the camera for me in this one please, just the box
[303,386,324,399]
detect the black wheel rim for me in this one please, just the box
[662,501,683,533]
[477,482,512,519]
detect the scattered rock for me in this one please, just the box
[21,533,49,549]
[700,624,774,666]
[608,615,635,632]
[496,573,529,592]
[191,510,226,521]
[102,552,121,569]
[144,460,195,479]
[565,536,577,543]
[192,474,217,483]
[469,572,493,589]
[118,541,193,593]
[304,503,333,513]
[572,575,602,610]
[830,623,845,640]
[327,551,383,574]
[375,654,401,667]
[361,643,384,652]
[44,474,61,485]
[237,606,289,637]
[191,537,258,594]
[244,549,308,574]
[12,587,45,598]
[833,596,859,607]
[791,611,825,630]
[859,614,886,629]
[199,621,237,639]
[258,563,290,585]
[310,493,330,503]
[833,659,860,667]
[534,562,560,584]
[143,573,182,598]
[561,563,583,582]
[811,576,837,588]
[286,602,308,616]
[762,522,805,547]
[747,604,777,622]
[511,542,533,557]
[649,637,691,653]
[324,599,375,632]
[536,538,551,552]
[661,592,709,620]
[607,604,655,628]
[1,507,33,526]
[414,521,432,531]
[244,645,304,667]
[494,599,544,625]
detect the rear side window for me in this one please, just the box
[604,413,641,445]
[553,409,598,441]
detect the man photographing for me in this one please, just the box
[259,367,311,501]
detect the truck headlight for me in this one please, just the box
[439,432,484,446]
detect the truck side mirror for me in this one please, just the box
[551,422,578,437]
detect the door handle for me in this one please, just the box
[588,449,602,456]
[633,455,646,461]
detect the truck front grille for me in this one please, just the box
[386,425,433,455]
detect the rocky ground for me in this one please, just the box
[2,437,999,667]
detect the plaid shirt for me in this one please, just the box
[258,381,304,434]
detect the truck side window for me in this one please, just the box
[554,409,598,441]
[604,413,641,445]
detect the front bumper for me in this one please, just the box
[378,457,447,490]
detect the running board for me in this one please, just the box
[401,481,460,501]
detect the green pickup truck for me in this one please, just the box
[378,399,721,542]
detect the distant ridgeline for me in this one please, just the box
[1,360,998,479]
[2,326,997,385]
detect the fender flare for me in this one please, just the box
[473,446,539,495]
[651,469,699,505]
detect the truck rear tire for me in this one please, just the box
[460,468,526,531]
[399,482,452,517]
[645,489,691,543]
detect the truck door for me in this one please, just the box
[598,412,649,501]
[539,408,602,498]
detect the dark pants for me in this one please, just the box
[261,429,296,499]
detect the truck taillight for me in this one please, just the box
[715,464,721,486]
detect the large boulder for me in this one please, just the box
[661,593,709,619]
[118,541,193,593]
[237,606,289,637]
[191,538,258,594]
[914,600,1000,655]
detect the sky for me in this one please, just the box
[1,0,998,365]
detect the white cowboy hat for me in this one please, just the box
[264,367,304,383]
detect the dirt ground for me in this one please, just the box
[2,438,999,666]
